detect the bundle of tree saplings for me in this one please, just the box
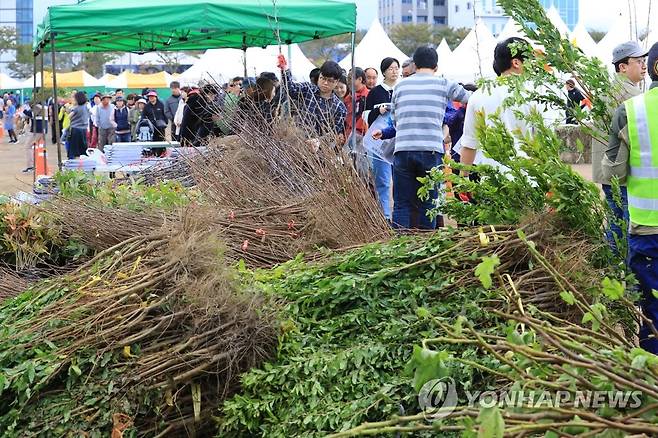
[332,231,656,437]
[45,115,391,269]
[0,219,278,437]
[217,215,627,437]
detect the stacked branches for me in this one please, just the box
[331,230,655,437]
[0,220,278,437]
[48,91,391,268]
[218,217,626,437]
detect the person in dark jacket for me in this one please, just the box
[141,91,167,142]
[239,77,276,133]
[565,79,586,125]
[113,97,131,143]
[180,85,219,146]
[164,81,182,141]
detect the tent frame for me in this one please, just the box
[37,1,357,170]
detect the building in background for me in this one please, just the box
[381,0,578,35]
[539,0,578,31]
[379,0,450,30]
[0,0,34,75]
[448,0,507,35]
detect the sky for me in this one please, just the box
[33,0,646,31]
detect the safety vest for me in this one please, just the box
[625,87,658,227]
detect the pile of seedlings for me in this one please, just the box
[0,218,278,437]
[215,215,640,437]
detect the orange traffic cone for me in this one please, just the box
[34,138,51,176]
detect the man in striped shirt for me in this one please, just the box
[390,46,470,229]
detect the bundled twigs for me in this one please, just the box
[330,223,651,438]
[0,220,278,436]
[0,265,29,301]
[47,102,391,268]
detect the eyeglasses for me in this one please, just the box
[318,75,338,85]
[629,57,648,66]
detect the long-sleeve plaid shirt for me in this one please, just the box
[284,70,346,136]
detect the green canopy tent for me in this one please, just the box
[32,0,357,169]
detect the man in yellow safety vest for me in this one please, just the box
[604,42,658,353]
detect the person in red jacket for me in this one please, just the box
[344,67,370,139]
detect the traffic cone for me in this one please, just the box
[34,138,51,177]
[0,126,4,142]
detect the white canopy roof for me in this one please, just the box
[497,18,527,41]
[339,19,408,72]
[0,73,24,90]
[435,39,453,76]
[545,6,570,37]
[180,44,315,84]
[569,22,600,60]
[443,19,497,82]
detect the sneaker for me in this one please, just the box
[21,167,33,173]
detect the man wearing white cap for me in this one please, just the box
[593,41,648,254]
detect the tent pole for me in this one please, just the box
[349,31,356,151]
[242,34,248,78]
[32,52,36,104]
[287,45,292,71]
[243,48,248,78]
[50,37,63,171]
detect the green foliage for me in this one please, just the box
[422,108,606,238]
[54,171,199,211]
[389,24,469,55]
[477,406,504,438]
[475,255,500,289]
[218,232,501,437]
[405,346,450,392]
[0,202,84,269]
[419,0,630,241]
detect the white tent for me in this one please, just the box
[435,39,453,76]
[179,44,315,84]
[569,22,600,60]
[98,73,118,87]
[338,19,407,72]
[545,6,570,37]
[0,73,24,90]
[497,18,527,41]
[443,19,497,82]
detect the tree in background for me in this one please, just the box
[7,45,33,78]
[390,24,470,54]
[299,31,365,66]
[588,29,606,43]
[0,26,17,57]
[434,26,470,50]
[73,52,117,77]
[155,51,203,74]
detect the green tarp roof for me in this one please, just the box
[35,0,356,54]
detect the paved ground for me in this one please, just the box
[0,131,61,195]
